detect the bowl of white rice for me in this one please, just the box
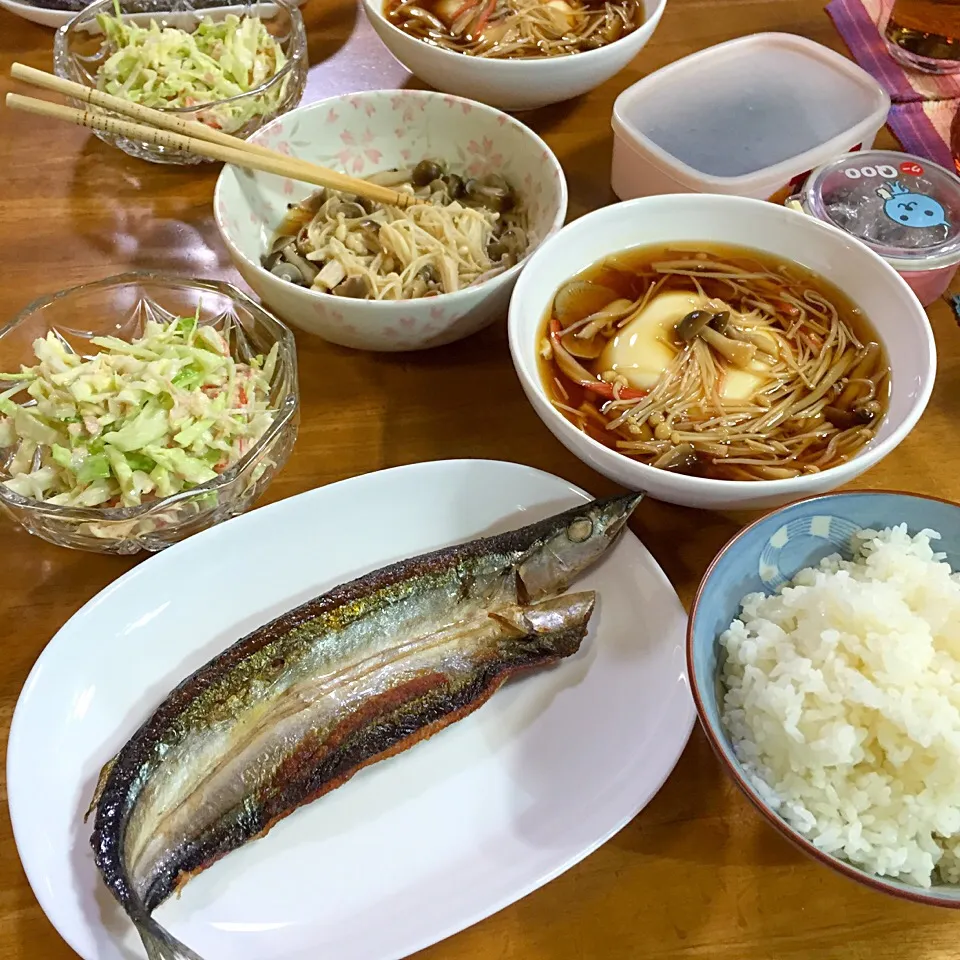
[688,490,960,905]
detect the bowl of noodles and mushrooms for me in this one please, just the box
[214,89,567,351]
[362,0,666,112]
[508,194,936,511]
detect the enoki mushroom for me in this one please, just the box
[539,246,889,481]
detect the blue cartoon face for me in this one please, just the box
[878,180,949,229]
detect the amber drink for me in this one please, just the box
[885,0,960,74]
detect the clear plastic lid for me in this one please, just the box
[800,150,960,270]
[611,34,890,194]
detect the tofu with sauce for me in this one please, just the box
[598,291,774,400]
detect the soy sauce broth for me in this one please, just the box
[383,0,645,60]
[538,242,890,481]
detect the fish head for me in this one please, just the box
[516,492,643,600]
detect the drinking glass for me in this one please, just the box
[884,0,960,74]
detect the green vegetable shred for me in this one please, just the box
[95,1,289,133]
[0,313,279,508]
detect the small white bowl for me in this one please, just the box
[507,195,937,512]
[214,90,567,352]
[361,0,667,112]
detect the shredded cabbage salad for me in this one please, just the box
[95,2,288,133]
[0,314,278,509]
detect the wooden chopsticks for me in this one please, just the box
[6,63,414,209]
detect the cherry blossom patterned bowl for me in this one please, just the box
[213,89,568,352]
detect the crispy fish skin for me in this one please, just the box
[89,493,642,960]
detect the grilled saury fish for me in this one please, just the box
[89,492,643,960]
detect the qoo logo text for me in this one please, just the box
[844,164,903,180]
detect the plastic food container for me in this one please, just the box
[610,33,891,202]
[794,150,960,306]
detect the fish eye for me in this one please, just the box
[567,518,594,543]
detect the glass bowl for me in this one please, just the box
[0,274,299,554]
[53,0,308,165]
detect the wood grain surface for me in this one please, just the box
[0,1,958,957]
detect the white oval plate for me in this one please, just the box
[7,459,694,960]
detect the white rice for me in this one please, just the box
[720,524,960,887]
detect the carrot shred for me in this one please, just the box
[471,0,496,33]
[448,0,478,23]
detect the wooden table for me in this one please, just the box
[0,1,958,957]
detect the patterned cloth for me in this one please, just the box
[826,0,958,168]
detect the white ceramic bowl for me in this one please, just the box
[361,0,667,112]
[507,195,937,511]
[214,90,567,351]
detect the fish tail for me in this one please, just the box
[136,914,205,960]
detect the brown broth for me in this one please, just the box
[383,0,644,59]
[538,242,890,481]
